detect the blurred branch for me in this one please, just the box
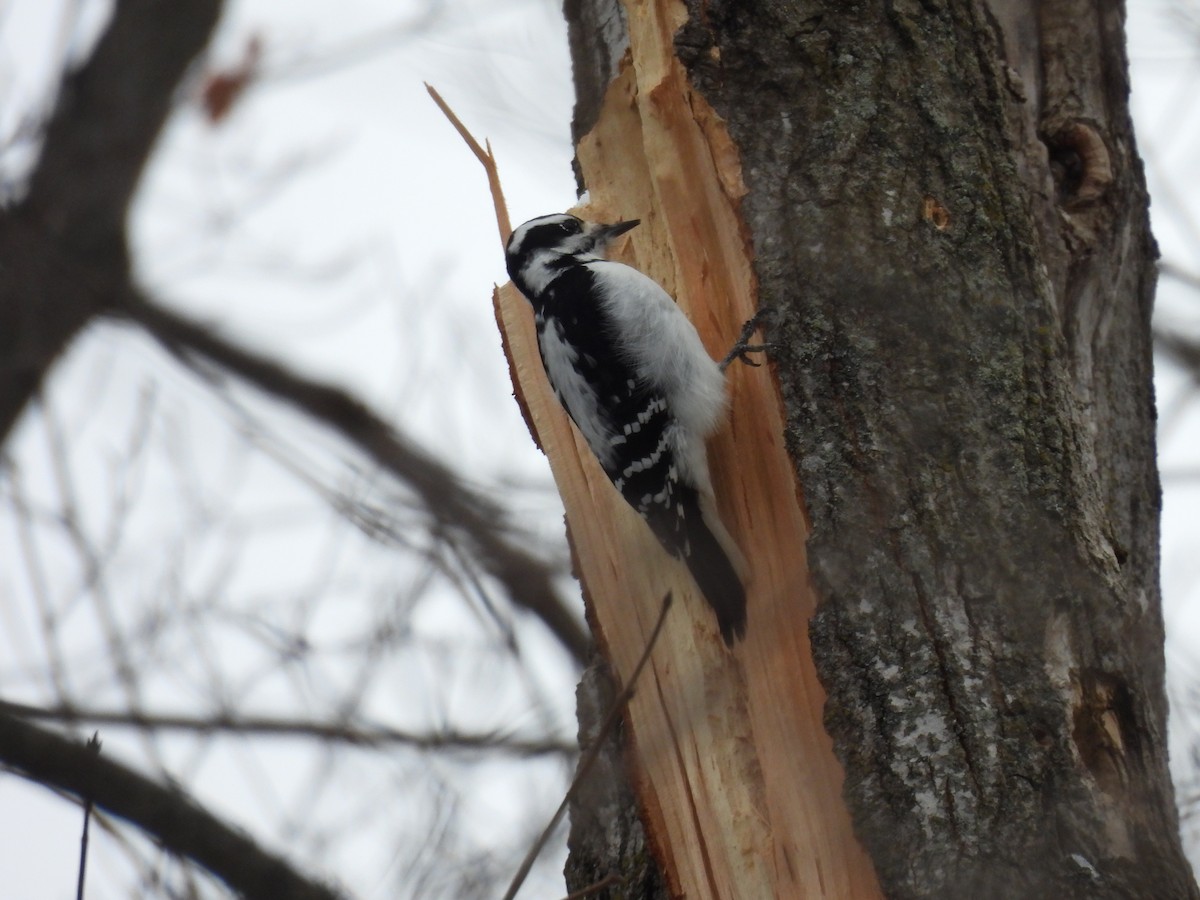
[1156,328,1200,380]
[75,733,101,900]
[114,290,591,664]
[23,0,221,248]
[0,0,223,445]
[1161,260,1200,292]
[0,709,343,900]
[0,700,575,757]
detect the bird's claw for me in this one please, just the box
[720,308,776,373]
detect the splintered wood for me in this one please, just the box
[493,1,883,896]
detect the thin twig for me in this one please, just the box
[501,593,675,900]
[112,290,589,665]
[425,82,512,247]
[76,732,101,900]
[1160,259,1200,293]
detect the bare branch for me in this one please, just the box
[0,709,343,900]
[112,290,590,664]
[1,701,575,757]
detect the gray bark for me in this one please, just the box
[565,657,667,898]
[566,0,1196,897]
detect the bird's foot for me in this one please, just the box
[719,307,776,373]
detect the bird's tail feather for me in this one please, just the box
[638,483,748,645]
[683,492,748,645]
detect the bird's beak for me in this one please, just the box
[592,218,641,249]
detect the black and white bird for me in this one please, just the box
[505,213,748,644]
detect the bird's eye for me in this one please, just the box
[560,220,578,233]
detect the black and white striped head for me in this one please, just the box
[505,213,639,298]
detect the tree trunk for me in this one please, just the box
[520,1,1199,897]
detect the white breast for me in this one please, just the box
[588,261,728,490]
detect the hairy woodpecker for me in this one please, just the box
[505,213,748,644]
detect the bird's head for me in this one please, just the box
[505,214,640,297]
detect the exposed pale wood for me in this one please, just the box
[424,82,512,247]
[493,0,882,895]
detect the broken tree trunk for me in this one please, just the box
[498,0,1197,897]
